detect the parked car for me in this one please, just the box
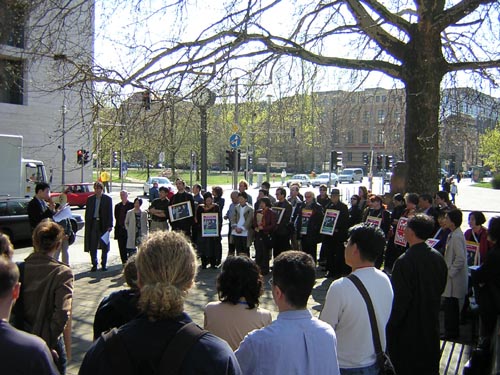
[0,197,84,243]
[286,174,311,188]
[338,168,364,184]
[143,176,174,196]
[51,183,94,208]
[311,173,339,187]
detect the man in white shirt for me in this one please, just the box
[320,224,393,375]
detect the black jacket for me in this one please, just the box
[27,197,54,230]
[387,242,447,375]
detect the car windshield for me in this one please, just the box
[150,177,170,184]
[319,174,329,178]
[291,175,304,179]
[341,170,353,175]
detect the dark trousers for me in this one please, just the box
[326,240,350,277]
[255,232,271,275]
[116,226,128,264]
[89,220,109,268]
[273,231,291,259]
[443,297,460,337]
[301,236,318,263]
[227,226,236,256]
[233,235,249,256]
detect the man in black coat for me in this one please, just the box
[114,190,134,265]
[27,182,55,230]
[85,181,113,272]
[322,189,350,278]
[272,187,292,258]
[386,214,447,375]
[170,179,194,238]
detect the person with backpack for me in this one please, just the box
[79,230,241,375]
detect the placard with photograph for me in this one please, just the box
[320,209,340,236]
[365,216,382,227]
[394,217,409,247]
[425,238,440,248]
[300,209,313,235]
[201,213,219,237]
[168,201,193,222]
[271,206,285,224]
[466,241,480,254]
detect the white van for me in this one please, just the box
[338,168,364,183]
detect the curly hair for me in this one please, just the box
[0,233,14,259]
[32,220,64,254]
[136,231,197,321]
[217,256,264,309]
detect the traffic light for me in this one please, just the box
[77,149,83,165]
[330,151,343,171]
[248,155,253,167]
[362,152,369,166]
[225,149,234,170]
[385,155,393,170]
[113,151,118,166]
[142,90,151,110]
[376,155,383,171]
[83,150,91,165]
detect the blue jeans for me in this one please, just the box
[340,363,380,375]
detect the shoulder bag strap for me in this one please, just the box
[159,321,209,375]
[347,274,384,367]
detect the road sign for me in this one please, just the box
[257,157,267,164]
[270,162,287,168]
[232,124,239,133]
[229,133,241,148]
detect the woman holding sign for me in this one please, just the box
[195,192,220,269]
[297,191,324,264]
[464,211,491,266]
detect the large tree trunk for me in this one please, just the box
[403,13,447,194]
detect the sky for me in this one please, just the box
[93,0,500,100]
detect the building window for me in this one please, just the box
[0,2,26,48]
[0,58,24,105]
[378,110,385,123]
[376,95,380,103]
[347,130,354,144]
[361,130,369,144]
[347,152,353,162]
[382,95,387,103]
[363,111,371,123]
[377,130,384,144]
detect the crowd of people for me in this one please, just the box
[2,177,500,374]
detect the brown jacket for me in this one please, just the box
[23,252,74,349]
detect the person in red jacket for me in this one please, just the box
[253,197,277,275]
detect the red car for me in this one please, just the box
[51,183,94,208]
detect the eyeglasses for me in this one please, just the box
[268,277,274,287]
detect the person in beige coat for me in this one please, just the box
[442,209,468,340]
[124,198,149,259]
[231,192,254,256]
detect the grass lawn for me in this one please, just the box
[472,181,492,188]
[93,169,246,186]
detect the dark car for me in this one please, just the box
[0,197,84,243]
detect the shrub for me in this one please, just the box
[491,174,500,189]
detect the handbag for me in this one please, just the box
[347,274,397,375]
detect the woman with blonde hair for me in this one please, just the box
[80,230,241,375]
[18,220,73,374]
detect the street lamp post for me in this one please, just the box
[193,88,216,190]
[61,104,67,185]
[266,94,272,182]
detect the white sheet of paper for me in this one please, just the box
[53,205,72,222]
[100,231,110,245]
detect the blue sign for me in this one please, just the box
[229,133,241,149]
